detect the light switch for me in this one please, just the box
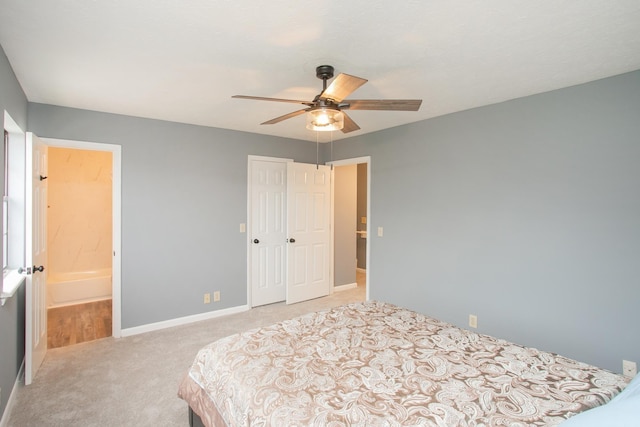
[377,227,383,237]
[361,216,367,224]
[239,223,246,233]
[469,314,478,329]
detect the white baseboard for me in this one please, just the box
[120,305,250,337]
[0,359,24,427]
[334,282,357,292]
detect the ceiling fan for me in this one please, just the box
[232,65,422,133]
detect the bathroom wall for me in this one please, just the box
[334,164,357,287]
[356,163,367,270]
[47,147,113,276]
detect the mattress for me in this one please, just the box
[178,301,628,426]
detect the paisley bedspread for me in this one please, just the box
[178,301,628,427]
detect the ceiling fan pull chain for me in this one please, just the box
[330,132,334,170]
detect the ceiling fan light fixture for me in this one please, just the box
[234,65,421,134]
[306,107,344,131]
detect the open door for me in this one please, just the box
[25,132,48,385]
[286,162,331,304]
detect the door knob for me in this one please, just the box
[33,265,45,273]
[288,238,295,243]
[253,239,259,244]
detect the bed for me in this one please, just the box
[178,300,631,426]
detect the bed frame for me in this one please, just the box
[188,407,205,427]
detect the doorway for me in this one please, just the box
[330,157,370,301]
[42,138,122,338]
[46,146,113,348]
[247,155,369,307]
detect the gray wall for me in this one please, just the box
[332,70,640,374]
[27,104,318,329]
[0,45,28,421]
[333,164,357,287]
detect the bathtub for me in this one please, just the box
[47,268,112,308]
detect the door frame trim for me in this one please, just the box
[43,138,123,337]
[327,156,371,301]
[246,155,292,308]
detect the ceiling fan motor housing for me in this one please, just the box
[316,65,335,81]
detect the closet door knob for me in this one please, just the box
[288,238,295,243]
[253,239,259,244]
[33,265,45,273]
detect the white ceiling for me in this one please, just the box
[1,0,639,142]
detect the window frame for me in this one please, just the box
[3,129,9,271]
[1,113,26,305]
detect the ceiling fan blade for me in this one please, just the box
[261,109,308,125]
[344,99,422,111]
[341,112,361,133]
[320,73,368,103]
[233,95,311,105]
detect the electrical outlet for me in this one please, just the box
[204,293,211,304]
[239,223,246,233]
[213,291,220,302]
[623,360,637,377]
[469,314,478,329]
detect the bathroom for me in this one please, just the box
[46,147,113,348]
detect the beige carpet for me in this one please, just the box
[7,284,365,426]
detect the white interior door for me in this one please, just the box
[286,162,331,304]
[25,132,48,385]
[250,159,287,307]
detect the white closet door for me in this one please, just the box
[286,162,331,304]
[250,159,287,307]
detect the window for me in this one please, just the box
[1,112,26,304]
[3,129,9,271]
